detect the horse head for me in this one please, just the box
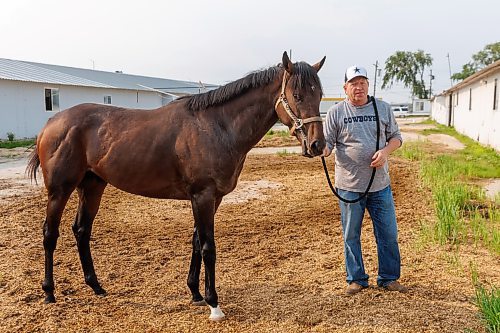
[275,51,326,157]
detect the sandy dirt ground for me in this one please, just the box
[0,122,498,332]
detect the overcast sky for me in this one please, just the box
[1,0,498,103]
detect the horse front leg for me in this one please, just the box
[190,190,225,321]
[187,226,205,305]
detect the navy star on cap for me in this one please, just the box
[345,65,368,82]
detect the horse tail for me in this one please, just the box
[26,146,40,185]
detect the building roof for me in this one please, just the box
[0,58,218,95]
[443,59,500,94]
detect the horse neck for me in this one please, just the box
[220,82,281,153]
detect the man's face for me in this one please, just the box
[344,77,369,106]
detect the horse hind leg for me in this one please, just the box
[72,172,107,296]
[42,190,74,303]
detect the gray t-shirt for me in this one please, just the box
[323,97,402,192]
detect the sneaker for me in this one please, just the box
[383,281,408,293]
[346,282,366,295]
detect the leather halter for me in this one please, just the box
[274,71,323,142]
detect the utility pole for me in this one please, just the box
[447,53,453,87]
[373,60,379,97]
[429,69,435,97]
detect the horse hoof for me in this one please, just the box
[93,287,107,296]
[191,299,206,306]
[96,291,107,298]
[208,305,225,322]
[44,295,56,304]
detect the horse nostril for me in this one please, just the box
[310,140,325,155]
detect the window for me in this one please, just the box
[104,95,112,104]
[494,79,498,110]
[469,88,472,111]
[45,88,60,112]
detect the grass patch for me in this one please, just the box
[422,123,500,179]
[276,149,296,157]
[470,207,500,253]
[420,154,499,251]
[265,129,289,138]
[475,286,500,333]
[471,263,500,333]
[0,138,36,149]
[407,122,500,333]
[257,129,298,148]
[395,141,424,161]
[398,124,499,254]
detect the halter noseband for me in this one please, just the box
[274,72,323,141]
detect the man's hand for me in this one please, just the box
[370,138,402,168]
[370,149,388,168]
[322,146,331,157]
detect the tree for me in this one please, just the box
[382,50,433,99]
[451,42,500,81]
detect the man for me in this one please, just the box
[323,65,408,295]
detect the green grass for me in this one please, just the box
[265,129,290,138]
[470,208,500,253]
[422,123,500,179]
[475,286,500,332]
[276,149,296,157]
[420,154,499,250]
[397,123,499,253]
[396,141,424,161]
[404,121,500,332]
[471,263,500,333]
[0,138,35,149]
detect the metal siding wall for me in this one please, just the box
[0,80,49,139]
[0,80,163,139]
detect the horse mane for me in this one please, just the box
[181,62,323,111]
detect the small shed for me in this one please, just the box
[412,98,431,115]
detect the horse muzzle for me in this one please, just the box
[302,139,325,158]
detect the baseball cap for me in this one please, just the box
[344,65,368,82]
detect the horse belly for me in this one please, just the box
[91,160,190,200]
[107,176,189,200]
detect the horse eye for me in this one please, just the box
[293,93,302,102]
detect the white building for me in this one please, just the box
[431,60,500,151]
[0,58,217,140]
[412,98,431,115]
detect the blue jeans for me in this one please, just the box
[337,185,401,287]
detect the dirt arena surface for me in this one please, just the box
[1,151,498,333]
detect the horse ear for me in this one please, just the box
[312,56,326,73]
[282,51,294,74]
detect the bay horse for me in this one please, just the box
[27,51,326,321]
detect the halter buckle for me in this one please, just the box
[294,118,304,130]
